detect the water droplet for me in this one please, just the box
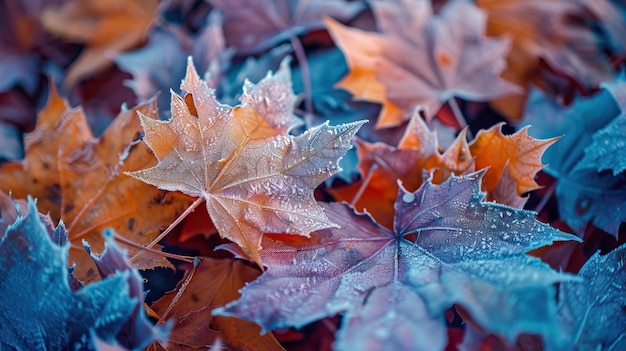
[402,193,415,203]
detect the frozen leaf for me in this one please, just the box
[573,75,626,175]
[41,0,160,87]
[335,284,446,351]
[0,198,135,350]
[210,0,365,54]
[326,0,519,128]
[215,171,581,350]
[489,163,529,209]
[556,244,626,350]
[555,171,626,238]
[126,57,365,266]
[0,87,192,282]
[150,258,284,351]
[0,191,27,236]
[574,113,626,175]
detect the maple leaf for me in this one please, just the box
[209,0,365,54]
[214,171,581,350]
[468,122,558,196]
[326,0,519,128]
[150,258,284,350]
[522,74,626,236]
[41,0,160,87]
[0,86,192,282]
[126,57,365,266]
[555,244,626,350]
[477,0,614,120]
[0,198,135,350]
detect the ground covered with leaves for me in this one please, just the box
[0,0,625,350]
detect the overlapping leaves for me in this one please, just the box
[0,197,164,350]
[215,172,581,350]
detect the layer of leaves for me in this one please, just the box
[215,172,581,350]
[522,74,626,237]
[0,86,191,282]
[330,111,555,228]
[127,57,365,266]
[477,0,614,120]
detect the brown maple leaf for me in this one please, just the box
[41,0,160,87]
[150,258,284,351]
[326,0,519,129]
[126,57,365,266]
[0,86,191,282]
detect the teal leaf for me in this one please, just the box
[0,198,135,350]
[555,244,626,350]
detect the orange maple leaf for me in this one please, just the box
[469,122,559,196]
[325,0,519,129]
[126,57,365,266]
[41,0,160,87]
[0,86,192,282]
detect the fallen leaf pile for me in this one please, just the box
[0,0,625,350]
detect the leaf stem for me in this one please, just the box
[157,257,202,325]
[130,197,205,263]
[290,36,314,115]
[113,235,196,263]
[351,164,378,206]
[532,181,556,214]
[448,98,472,140]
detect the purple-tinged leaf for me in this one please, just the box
[214,172,580,350]
[335,284,447,351]
[209,0,365,54]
